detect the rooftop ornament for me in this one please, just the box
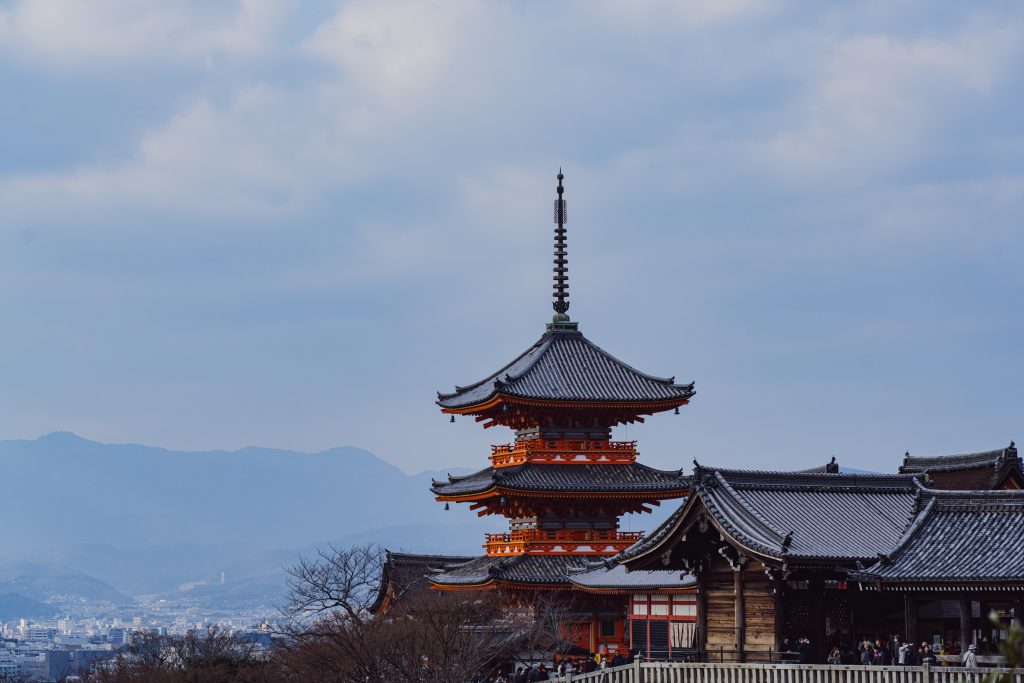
[552,169,570,323]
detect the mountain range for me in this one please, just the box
[0,432,494,612]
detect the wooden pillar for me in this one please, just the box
[809,576,825,663]
[980,601,993,642]
[696,570,708,656]
[1015,598,1024,627]
[734,568,746,662]
[959,597,972,650]
[903,594,918,645]
[773,575,786,655]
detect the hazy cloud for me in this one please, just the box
[1,0,1022,474]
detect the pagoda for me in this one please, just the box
[429,172,695,653]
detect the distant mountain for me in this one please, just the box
[0,432,487,555]
[0,561,133,604]
[0,593,58,621]
[0,433,492,606]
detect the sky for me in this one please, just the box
[1,0,1022,475]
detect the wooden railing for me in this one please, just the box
[484,529,644,556]
[489,439,638,467]
[550,662,1023,683]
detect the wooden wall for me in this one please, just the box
[705,556,737,652]
[742,561,775,654]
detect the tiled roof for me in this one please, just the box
[899,445,1017,473]
[371,551,478,613]
[849,488,1024,587]
[623,466,923,566]
[431,463,689,497]
[429,554,594,587]
[614,499,689,562]
[898,443,1021,489]
[699,467,920,561]
[568,563,696,590]
[437,321,695,409]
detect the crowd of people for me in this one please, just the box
[781,633,1001,667]
[469,634,1002,681]
[472,649,637,682]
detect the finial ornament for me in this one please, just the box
[552,170,569,321]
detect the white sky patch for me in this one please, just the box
[583,0,780,30]
[0,0,289,66]
[304,0,481,102]
[762,26,1019,178]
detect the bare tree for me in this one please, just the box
[284,543,386,622]
[277,542,562,681]
[91,627,279,683]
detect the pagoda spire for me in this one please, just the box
[552,169,570,322]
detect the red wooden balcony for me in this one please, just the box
[483,528,644,556]
[489,439,638,468]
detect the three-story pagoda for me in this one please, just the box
[428,172,695,649]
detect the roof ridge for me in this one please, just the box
[571,332,689,387]
[498,336,556,384]
[707,471,788,548]
[436,332,549,401]
[862,496,937,571]
[900,443,1018,472]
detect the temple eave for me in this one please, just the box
[439,394,692,415]
[433,488,688,503]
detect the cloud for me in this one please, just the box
[762,25,1020,178]
[304,0,480,100]
[0,0,288,66]
[582,0,780,29]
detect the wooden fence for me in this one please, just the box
[551,662,1023,683]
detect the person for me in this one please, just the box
[513,666,527,683]
[963,644,978,668]
[611,651,626,668]
[899,640,911,665]
[872,639,889,666]
[920,642,934,664]
[797,637,812,664]
[979,636,991,654]
[827,646,841,664]
[859,640,873,665]
[582,656,596,673]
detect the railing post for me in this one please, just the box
[634,653,643,683]
[922,661,930,683]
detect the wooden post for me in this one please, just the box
[959,597,972,650]
[904,594,918,645]
[809,576,825,663]
[773,575,785,655]
[696,570,708,656]
[734,568,745,662]
[980,600,993,643]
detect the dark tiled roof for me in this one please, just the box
[614,499,689,562]
[899,443,1022,489]
[431,463,689,497]
[624,466,922,567]
[568,563,696,590]
[429,554,594,587]
[437,322,695,409]
[698,467,920,561]
[371,551,478,613]
[900,445,1017,472]
[849,488,1024,587]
